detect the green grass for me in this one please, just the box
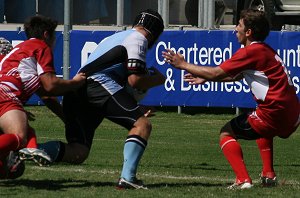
[0,106,299,197]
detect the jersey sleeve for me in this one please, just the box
[220,47,253,77]
[127,59,148,75]
[125,33,148,75]
[36,46,56,76]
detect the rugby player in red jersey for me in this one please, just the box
[163,9,299,189]
[0,15,86,179]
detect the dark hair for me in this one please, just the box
[240,9,270,41]
[24,15,58,40]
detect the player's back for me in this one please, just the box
[79,28,148,97]
[80,29,146,80]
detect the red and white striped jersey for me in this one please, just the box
[220,42,299,136]
[0,38,55,104]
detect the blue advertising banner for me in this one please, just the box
[144,30,300,108]
[1,30,300,108]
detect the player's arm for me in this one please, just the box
[128,67,165,91]
[163,49,229,81]
[39,72,86,96]
[127,58,165,90]
[184,72,243,85]
[36,88,65,123]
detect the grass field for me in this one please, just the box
[0,106,300,197]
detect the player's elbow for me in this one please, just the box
[41,83,57,94]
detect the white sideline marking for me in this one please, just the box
[28,166,232,182]
[27,166,300,185]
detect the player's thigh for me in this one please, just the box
[0,106,28,139]
[63,91,103,148]
[222,113,262,140]
[104,89,145,130]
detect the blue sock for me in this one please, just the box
[38,141,63,162]
[121,135,147,182]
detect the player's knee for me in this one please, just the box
[138,116,152,130]
[18,135,27,148]
[219,123,233,139]
[132,117,152,139]
[74,151,89,164]
[13,131,28,147]
[64,143,90,164]
[72,155,88,164]
[73,147,89,164]
[220,122,231,134]
[141,117,152,134]
[143,118,152,133]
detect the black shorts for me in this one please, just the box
[230,113,262,140]
[63,80,144,148]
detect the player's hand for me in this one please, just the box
[162,49,186,69]
[139,106,156,117]
[144,109,155,117]
[72,72,86,86]
[184,73,206,85]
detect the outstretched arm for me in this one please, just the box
[183,73,207,85]
[39,72,86,96]
[162,49,229,81]
[184,72,243,84]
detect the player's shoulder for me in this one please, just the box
[109,29,137,38]
[100,29,142,45]
[17,38,49,51]
[123,29,147,42]
[245,42,275,57]
[24,38,47,45]
[245,42,271,51]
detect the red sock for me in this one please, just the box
[256,137,275,178]
[26,128,37,148]
[0,134,23,159]
[220,136,252,183]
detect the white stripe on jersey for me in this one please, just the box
[6,67,18,76]
[0,83,20,104]
[1,81,19,91]
[0,48,19,70]
[17,57,41,99]
[243,69,269,101]
[23,76,39,91]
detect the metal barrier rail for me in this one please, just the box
[115,0,218,29]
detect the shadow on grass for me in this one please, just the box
[0,178,115,190]
[0,178,226,191]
